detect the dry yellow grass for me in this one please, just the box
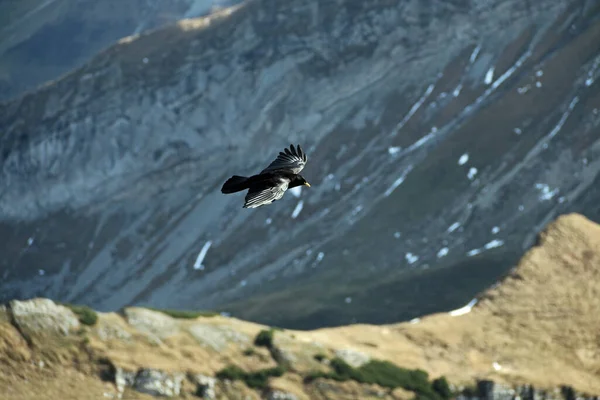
[1,213,599,399]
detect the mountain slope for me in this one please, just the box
[1,0,600,329]
[0,0,242,101]
[1,213,599,399]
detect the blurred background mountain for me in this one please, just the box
[0,0,241,101]
[0,0,599,330]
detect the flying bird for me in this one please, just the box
[221,144,311,208]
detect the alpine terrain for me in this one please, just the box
[0,0,599,330]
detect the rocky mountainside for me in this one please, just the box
[1,0,600,329]
[1,213,600,399]
[0,0,241,101]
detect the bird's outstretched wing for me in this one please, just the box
[243,181,289,208]
[260,144,307,175]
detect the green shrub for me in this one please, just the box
[216,365,286,390]
[64,304,98,326]
[216,365,246,381]
[303,357,448,399]
[254,329,275,348]
[313,353,327,362]
[432,376,452,399]
[243,348,255,356]
[147,307,218,319]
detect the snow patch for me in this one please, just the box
[467,167,478,180]
[513,127,522,135]
[447,222,461,233]
[384,166,413,197]
[193,241,212,270]
[449,298,477,316]
[469,45,481,63]
[316,252,325,263]
[345,297,352,304]
[291,200,304,219]
[405,253,419,264]
[393,232,401,239]
[38,269,45,276]
[458,153,469,166]
[409,318,420,324]
[484,239,504,250]
[27,237,34,246]
[265,218,272,225]
[484,67,495,85]
[535,183,559,201]
[493,362,502,371]
[437,247,449,258]
[453,84,462,97]
[467,248,482,257]
[491,226,500,234]
[393,84,435,135]
[388,146,401,155]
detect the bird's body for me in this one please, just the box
[221,144,311,208]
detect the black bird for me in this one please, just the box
[221,144,311,208]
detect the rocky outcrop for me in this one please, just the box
[1,220,600,400]
[7,298,80,338]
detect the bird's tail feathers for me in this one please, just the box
[221,175,250,194]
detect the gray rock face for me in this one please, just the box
[459,380,599,400]
[192,374,217,399]
[1,0,599,329]
[123,308,180,342]
[0,0,243,101]
[334,348,370,368]
[8,298,80,336]
[133,368,185,397]
[266,390,299,400]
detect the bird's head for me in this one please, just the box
[291,175,311,188]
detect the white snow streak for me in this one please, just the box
[447,222,461,233]
[453,84,462,97]
[467,248,482,257]
[449,298,477,316]
[548,97,579,138]
[384,165,413,197]
[484,239,504,250]
[469,45,481,63]
[437,247,449,258]
[392,84,435,136]
[484,67,495,85]
[291,200,304,219]
[193,241,212,270]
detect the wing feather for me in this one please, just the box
[243,180,289,208]
[260,144,307,175]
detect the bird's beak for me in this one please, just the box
[304,182,311,187]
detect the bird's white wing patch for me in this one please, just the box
[243,180,289,208]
